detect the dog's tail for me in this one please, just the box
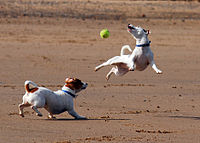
[24,80,39,93]
[120,45,132,56]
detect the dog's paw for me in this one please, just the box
[156,70,163,74]
[48,115,56,119]
[94,67,98,72]
[48,117,56,120]
[128,68,134,71]
[19,113,24,117]
[36,113,43,117]
[106,76,110,81]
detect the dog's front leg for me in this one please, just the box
[127,60,135,71]
[150,60,162,74]
[128,53,136,71]
[68,109,87,120]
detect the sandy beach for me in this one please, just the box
[0,0,200,142]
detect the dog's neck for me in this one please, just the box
[62,86,76,96]
[136,41,151,47]
[135,37,150,47]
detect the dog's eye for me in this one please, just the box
[72,79,83,85]
[73,81,83,89]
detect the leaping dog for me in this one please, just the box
[95,24,162,80]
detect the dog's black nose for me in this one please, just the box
[128,24,134,29]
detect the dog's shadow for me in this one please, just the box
[45,118,131,121]
[168,115,200,120]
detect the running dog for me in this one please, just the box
[95,24,162,80]
[18,78,88,119]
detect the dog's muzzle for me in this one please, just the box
[81,83,88,90]
[128,24,135,30]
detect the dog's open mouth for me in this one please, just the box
[81,83,88,90]
[81,86,87,90]
[128,24,135,30]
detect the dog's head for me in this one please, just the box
[127,24,150,40]
[64,78,88,93]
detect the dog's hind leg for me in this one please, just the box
[95,56,121,72]
[18,103,31,117]
[106,67,117,81]
[30,96,45,117]
[106,66,129,80]
[31,105,43,117]
[95,61,112,72]
[94,64,104,72]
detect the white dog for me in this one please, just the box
[95,24,162,80]
[18,77,88,119]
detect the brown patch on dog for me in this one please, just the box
[65,78,83,90]
[30,87,39,93]
[25,84,38,93]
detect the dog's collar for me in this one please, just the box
[136,41,151,47]
[62,90,76,98]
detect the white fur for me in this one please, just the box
[95,24,162,80]
[18,79,88,119]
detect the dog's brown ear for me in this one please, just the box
[146,30,150,35]
[65,78,73,84]
[65,77,81,84]
[65,78,83,90]
[71,78,83,89]
[71,78,81,84]
[143,29,150,35]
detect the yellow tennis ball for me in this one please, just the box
[100,29,110,39]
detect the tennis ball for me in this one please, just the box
[100,29,110,39]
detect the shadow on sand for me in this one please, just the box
[168,115,200,120]
[45,118,131,121]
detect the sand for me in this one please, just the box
[0,0,200,143]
